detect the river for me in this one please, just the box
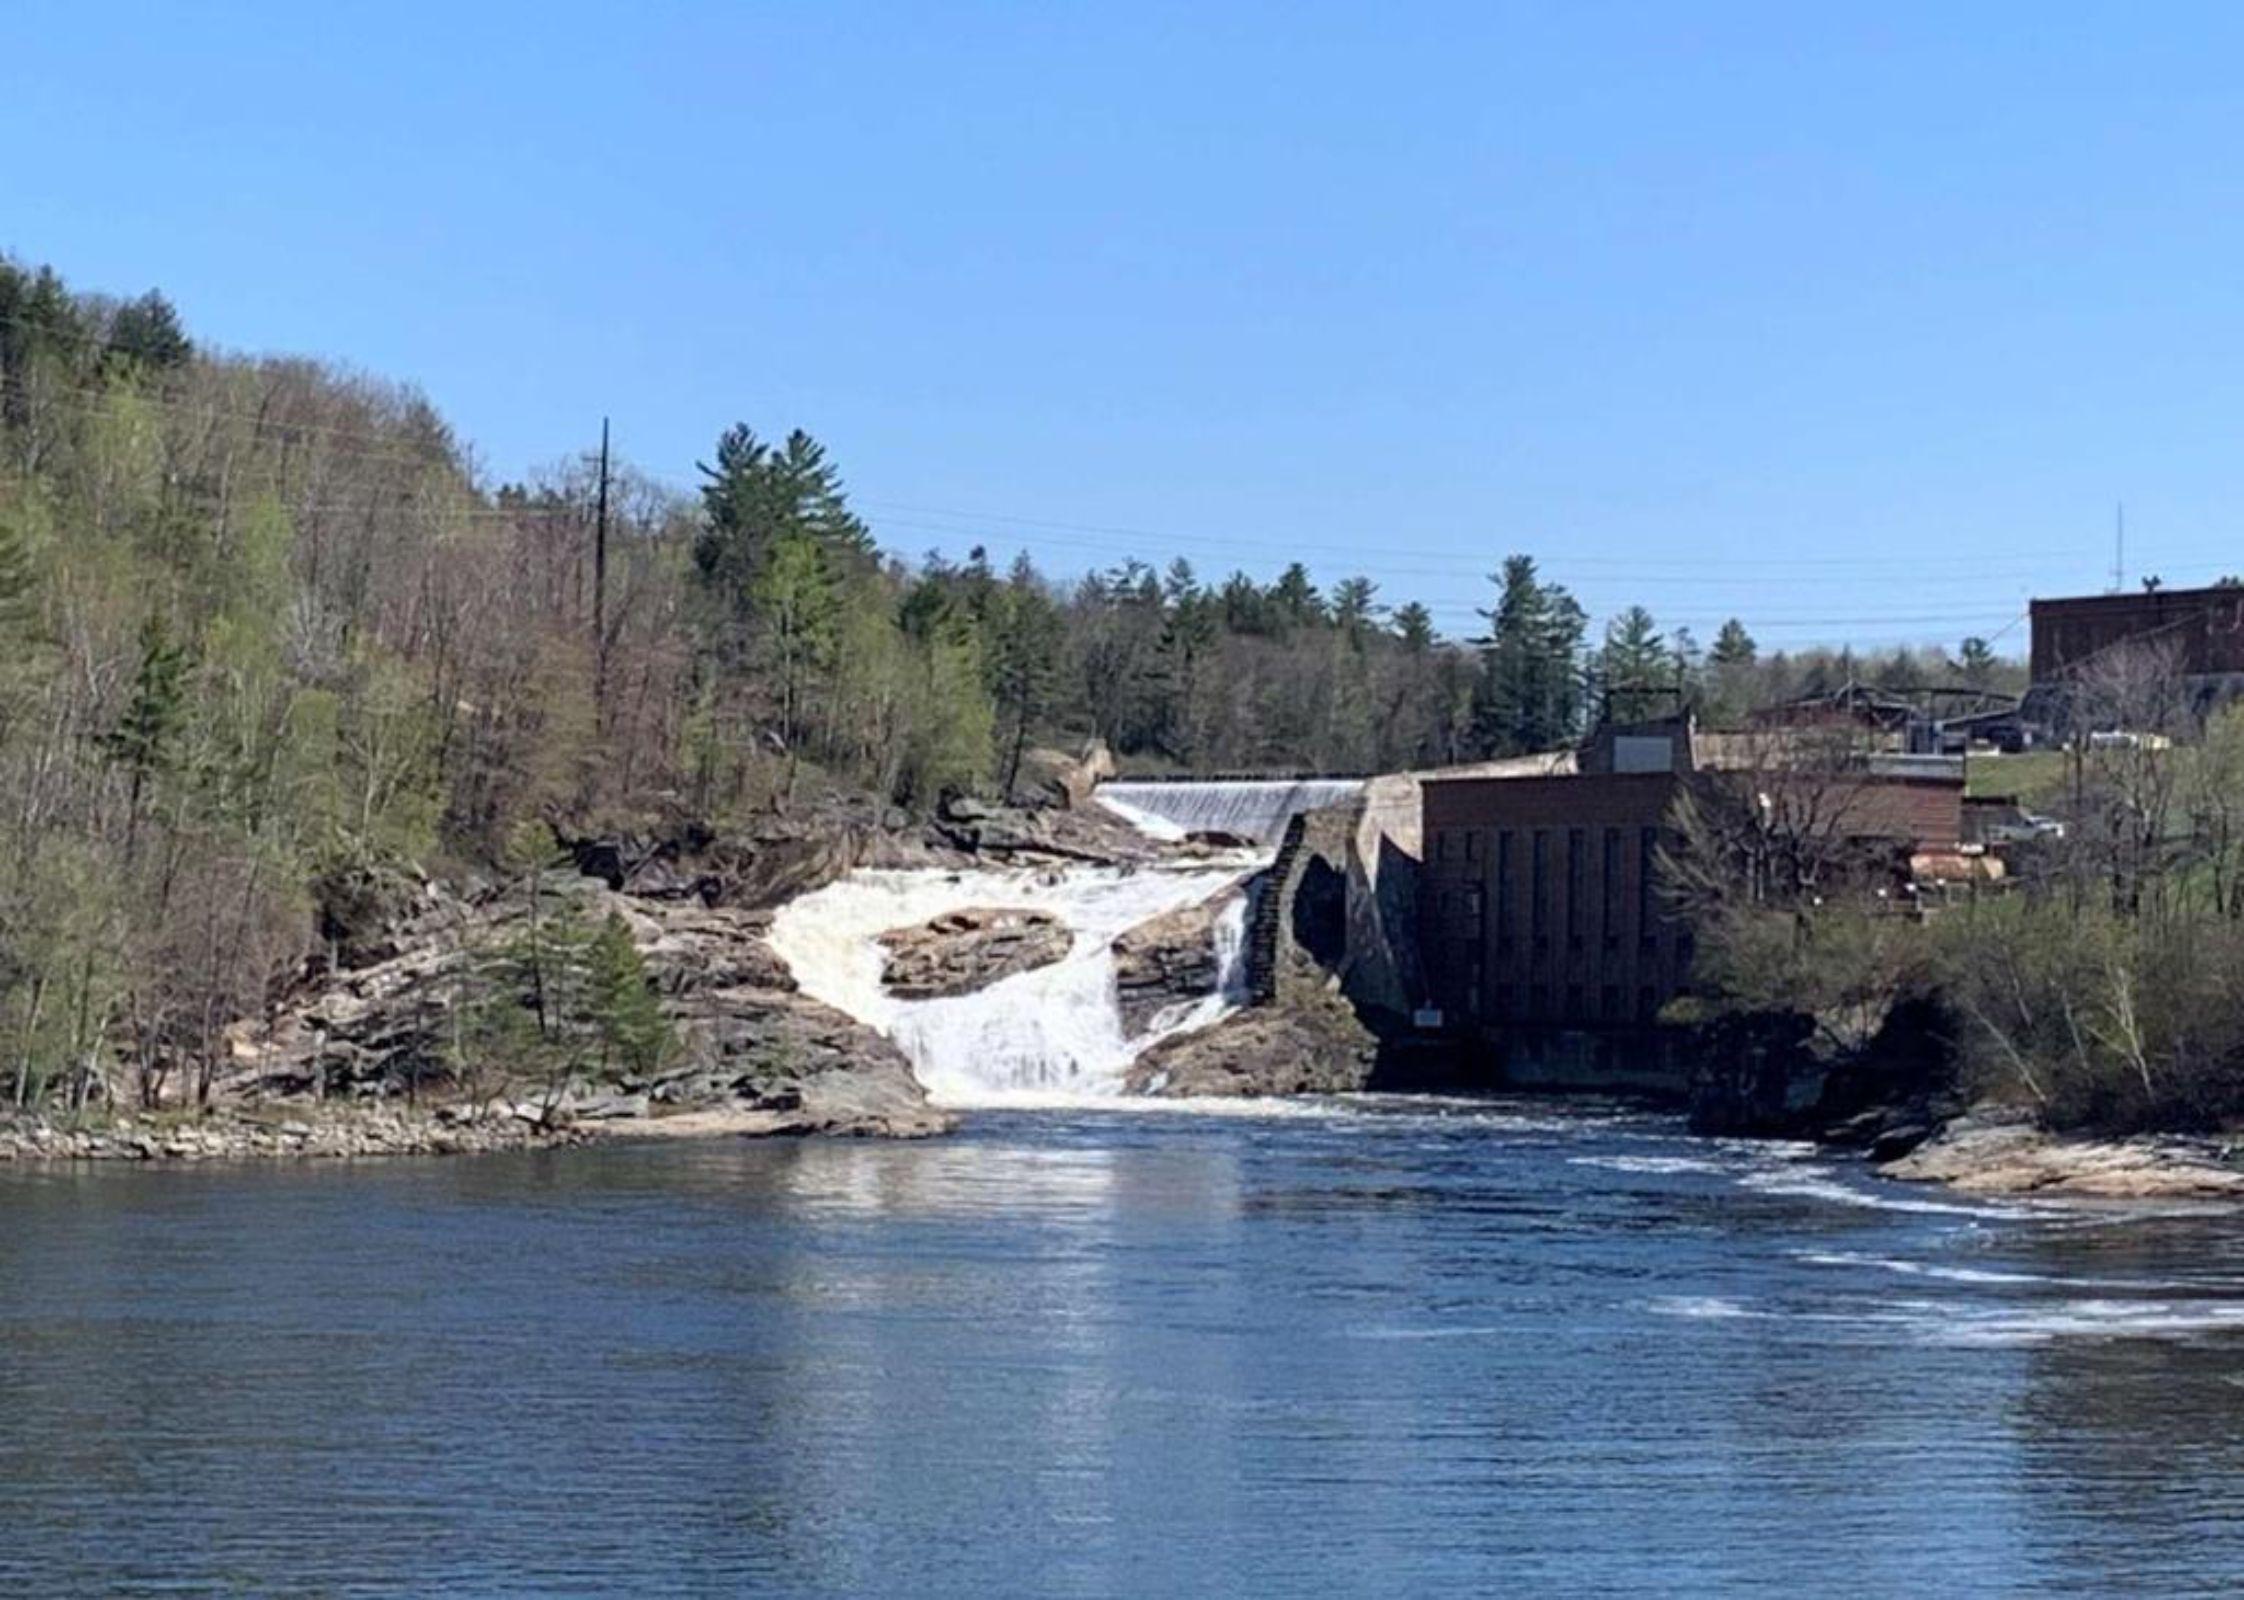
[4,1097,2242,1596]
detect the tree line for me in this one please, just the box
[0,255,2018,1112]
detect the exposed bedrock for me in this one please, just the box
[877,907,1073,999]
[1123,980,1376,1097]
[1110,887,1240,1036]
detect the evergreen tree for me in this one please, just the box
[1709,618,1757,668]
[101,614,191,862]
[1597,605,1669,719]
[1471,556,1587,756]
[1331,576,1382,646]
[1266,562,1325,633]
[1217,570,1271,635]
[991,557,1067,795]
[105,291,192,373]
[586,912,672,1076]
[692,425,870,632]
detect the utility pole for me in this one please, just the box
[593,416,610,729]
[2113,501,2126,592]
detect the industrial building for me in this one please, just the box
[1415,717,1966,1075]
[2029,582,2244,689]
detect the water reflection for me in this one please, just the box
[4,1108,2244,1595]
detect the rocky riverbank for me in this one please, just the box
[1871,1108,2244,1200]
[1680,1008,2244,1201]
[0,1103,589,1162]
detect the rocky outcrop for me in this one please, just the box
[1124,983,1376,1097]
[877,908,1071,1000]
[1877,1109,2244,1198]
[1011,741,1116,809]
[564,812,892,910]
[174,868,956,1155]
[929,792,1163,864]
[657,987,951,1137]
[1111,888,1237,1035]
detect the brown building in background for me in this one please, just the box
[2030,583,2244,683]
[1415,718,1966,1080]
[1420,771,1686,1033]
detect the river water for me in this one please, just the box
[5,1097,2243,1596]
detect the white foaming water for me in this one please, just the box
[1094,779,1365,844]
[1091,792,1188,842]
[1737,1164,2052,1221]
[767,861,1256,1106]
[1568,1154,1727,1176]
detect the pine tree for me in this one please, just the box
[1472,556,1587,756]
[1217,570,1270,635]
[586,913,671,1077]
[1266,563,1325,633]
[692,425,871,643]
[1709,618,1757,668]
[105,291,193,373]
[991,557,1067,796]
[1958,635,1997,690]
[101,614,191,863]
[1597,605,1669,719]
[1331,576,1383,646]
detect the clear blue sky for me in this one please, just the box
[9,2,2244,652]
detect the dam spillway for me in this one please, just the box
[1095,778,1365,844]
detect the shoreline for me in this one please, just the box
[10,1088,2240,1206]
[0,1095,953,1165]
[1870,1110,2244,1201]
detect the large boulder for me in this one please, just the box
[660,987,952,1138]
[311,861,437,971]
[1124,986,1375,1097]
[1111,888,1238,1036]
[1012,741,1117,809]
[878,908,1071,999]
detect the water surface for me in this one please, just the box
[4,1099,2241,1596]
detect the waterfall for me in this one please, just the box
[766,862,1257,1106]
[1095,778,1364,844]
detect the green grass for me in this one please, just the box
[1964,750,2071,806]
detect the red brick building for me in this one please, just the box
[1420,772,1687,1032]
[2030,584,2244,683]
[1417,752,1963,1044]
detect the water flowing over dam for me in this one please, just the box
[767,862,1255,1105]
[1095,778,1365,844]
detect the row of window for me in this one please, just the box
[1432,825,1666,941]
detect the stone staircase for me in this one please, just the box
[1247,813,1310,1004]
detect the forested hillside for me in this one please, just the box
[0,257,2015,1108]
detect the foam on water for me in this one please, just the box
[1094,778,1366,844]
[1568,1154,1727,1176]
[767,861,1258,1105]
[1091,791,1188,842]
[1737,1163,2051,1221]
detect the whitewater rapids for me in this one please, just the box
[766,860,1258,1106]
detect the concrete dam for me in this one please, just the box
[1094,778,1367,845]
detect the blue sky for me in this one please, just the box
[9,2,2244,651]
